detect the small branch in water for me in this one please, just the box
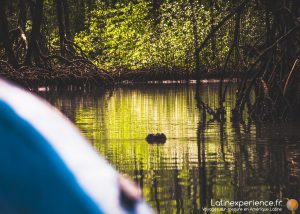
[195,85,221,122]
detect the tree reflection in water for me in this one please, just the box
[40,84,300,213]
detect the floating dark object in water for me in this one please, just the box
[146,133,167,143]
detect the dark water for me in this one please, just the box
[41,84,300,213]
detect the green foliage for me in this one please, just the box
[74,0,232,70]
[75,1,153,69]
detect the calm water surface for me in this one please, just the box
[41,84,300,213]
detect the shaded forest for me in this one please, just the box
[1,0,300,121]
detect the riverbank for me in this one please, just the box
[0,60,238,87]
[0,60,114,88]
[114,67,237,82]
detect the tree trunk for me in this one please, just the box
[8,0,13,16]
[25,0,44,65]
[189,0,201,82]
[19,0,27,31]
[62,0,71,41]
[55,0,66,56]
[292,0,300,16]
[209,1,216,61]
[0,0,19,68]
[74,0,85,32]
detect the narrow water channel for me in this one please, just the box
[41,84,300,213]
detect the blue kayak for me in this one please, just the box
[0,79,153,214]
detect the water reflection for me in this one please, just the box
[40,84,300,213]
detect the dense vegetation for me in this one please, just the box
[75,1,231,70]
[0,0,300,121]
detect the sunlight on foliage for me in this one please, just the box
[74,0,231,70]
